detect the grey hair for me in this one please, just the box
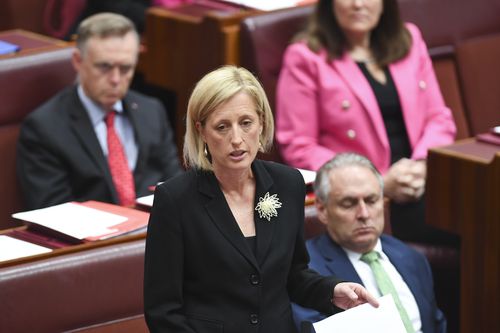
[314,152,384,203]
[76,12,139,55]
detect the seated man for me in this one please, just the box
[293,153,445,333]
[17,12,182,209]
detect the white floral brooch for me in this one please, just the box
[255,192,282,221]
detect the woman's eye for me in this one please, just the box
[241,120,253,127]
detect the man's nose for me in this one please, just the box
[356,200,370,219]
[108,67,122,83]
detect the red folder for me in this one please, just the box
[476,132,500,146]
[13,201,150,244]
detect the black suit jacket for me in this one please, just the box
[17,86,182,209]
[144,160,340,333]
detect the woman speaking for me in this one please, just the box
[144,66,377,333]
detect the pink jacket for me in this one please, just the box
[276,23,456,173]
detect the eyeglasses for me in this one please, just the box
[93,62,135,76]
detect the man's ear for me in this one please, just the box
[72,49,82,72]
[315,199,329,226]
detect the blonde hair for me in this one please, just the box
[184,66,274,170]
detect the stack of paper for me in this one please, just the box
[12,201,149,243]
[136,168,317,209]
[0,236,52,262]
[216,0,316,11]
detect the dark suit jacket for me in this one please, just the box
[292,234,446,333]
[17,86,182,209]
[144,160,341,333]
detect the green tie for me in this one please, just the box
[361,251,415,333]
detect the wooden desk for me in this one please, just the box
[142,3,261,151]
[0,201,149,268]
[426,139,500,333]
[0,29,70,59]
[0,226,146,269]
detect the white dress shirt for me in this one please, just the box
[77,85,138,170]
[343,239,423,333]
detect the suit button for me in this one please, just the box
[341,99,351,110]
[347,129,356,139]
[250,274,260,285]
[250,314,259,325]
[419,80,427,90]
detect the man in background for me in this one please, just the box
[293,153,446,333]
[17,12,182,209]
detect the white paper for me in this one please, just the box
[0,235,52,261]
[136,194,154,207]
[12,202,127,240]
[219,0,305,11]
[297,168,317,185]
[137,171,315,208]
[313,294,407,333]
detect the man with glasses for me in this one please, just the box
[17,13,182,209]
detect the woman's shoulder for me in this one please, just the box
[404,22,424,41]
[257,160,303,182]
[155,168,201,197]
[284,40,328,62]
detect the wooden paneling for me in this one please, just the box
[426,139,500,333]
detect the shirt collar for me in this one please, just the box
[343,238,384,262]
[77,85,124,126]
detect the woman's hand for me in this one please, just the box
[383,158,426,203]
[332,282,379,310]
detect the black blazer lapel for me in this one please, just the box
[198,170,260,271]
[67,88,117,202]
[252,161,277,266]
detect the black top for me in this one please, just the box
[357,62,412,164]
[246,235,257,256]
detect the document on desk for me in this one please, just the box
[136,194,154,208]
[297,168,316,185]
[12,201,150,243]
[313,295,406,333]
[217,0,316,11]
[0,235,52,262]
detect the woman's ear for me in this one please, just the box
[195,121,205,141]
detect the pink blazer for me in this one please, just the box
[276,23,456,173]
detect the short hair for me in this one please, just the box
[296,0,411,66]
[183,65,274,170]
[76,13,139,55]
[314,153,384,203]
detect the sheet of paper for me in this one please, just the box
[313,295,407,333]
[136,194,154,207]
[0,235,52,261]
[218,0,310,11]
[12,202,128,240]
[297,168,317,184]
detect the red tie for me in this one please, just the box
[105,111,136,206]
